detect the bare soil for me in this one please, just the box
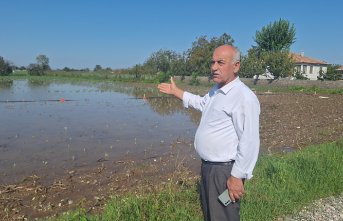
[1,91,342,220]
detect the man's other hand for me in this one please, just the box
[227,176,245,202]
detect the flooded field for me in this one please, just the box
[0,79,200,184]
[1,78,342,219]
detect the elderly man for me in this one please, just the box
[158,45,260,221]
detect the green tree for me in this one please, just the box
[317,64,341,81]
[169,53,188,80]
[63,67,71,72]
[130,64,141,79]
[239,49,265,78]
[248,19,296,79]
[187,33,235,76]
[36,54,50,70]
[0,56,13,76]
[94,65,102,72]
[27,63,45,76]
[143,49,178,74]
[255,18,296,52]
[262,51,295,79]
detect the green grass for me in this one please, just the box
[241,139,343,220]
[45,183,202,221]
[44,139,343,221]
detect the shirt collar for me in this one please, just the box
[217,77,240,94]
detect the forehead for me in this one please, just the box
[212,47,233,60]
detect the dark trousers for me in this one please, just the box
[200,161,240,221]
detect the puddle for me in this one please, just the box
[0,80,200,184]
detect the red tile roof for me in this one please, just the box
[336,66,343,71]
[291,53,327,65]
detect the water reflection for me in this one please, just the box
[144,96,201,124]
[0,78,13,89]
[0,80,199,184]
[28,78,52,87]
[98,82,201,124]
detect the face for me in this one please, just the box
[211,45,240,87]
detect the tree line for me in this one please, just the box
[1,19,341,81]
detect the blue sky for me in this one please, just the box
[1,0,342,69]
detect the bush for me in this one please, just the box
[27,63,46,76]
[293,70,309,80]
[317,64,341,81]
[155,71,170,83]
[0,56,13,76]
[189,72,200,85]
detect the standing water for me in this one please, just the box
[0,79,200,184]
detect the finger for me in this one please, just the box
[229,191,236,203]
[158,83,169,89]
[170,76,175,85]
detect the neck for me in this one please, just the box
[218,76,237,88]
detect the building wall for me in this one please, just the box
[295,64,327,80]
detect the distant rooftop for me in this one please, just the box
[291,53,327,65]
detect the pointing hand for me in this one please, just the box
[157,76,184,100]
[158,77,176,95]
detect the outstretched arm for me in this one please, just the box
[157,77,184,100]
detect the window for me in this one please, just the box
[295,65,301,72]
[303,65,307,74]
[310,66,313,74]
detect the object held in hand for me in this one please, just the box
[218,189,232,206]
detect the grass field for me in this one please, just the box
[44,139,343,221]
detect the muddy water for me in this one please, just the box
[0,80,200,184]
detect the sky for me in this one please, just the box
[1,0,342,70]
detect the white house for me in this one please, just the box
[254,52,328,80]
[291,52,328,80]
[336,66,343,80]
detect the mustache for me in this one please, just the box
[210,72,219,77]
[209,72,219,79]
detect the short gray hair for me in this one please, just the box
[232,46,241,63]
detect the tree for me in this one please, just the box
[143,49,178,74]
[261,51,295,79]
[130,64,141,79]
[255,18,296,52]
[27,63,45,76]
[26,54,50,76]
[169,53,188,79]
[240,49,295,79]
[187,33,235,76]
[36,54,50,70]
[0,56,13,76]
[318,64,341,81]
[293,70,309,80]
[239,49,265,78]
[63,67,71,72]
[94,65,102,72]
[248,19,296,79]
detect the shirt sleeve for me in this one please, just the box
[231,96,260,180]
[182,91,208,112]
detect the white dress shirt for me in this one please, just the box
[182,77,260,179]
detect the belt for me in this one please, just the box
[201,159,235,166]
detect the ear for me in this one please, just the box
[233,61,240,74]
